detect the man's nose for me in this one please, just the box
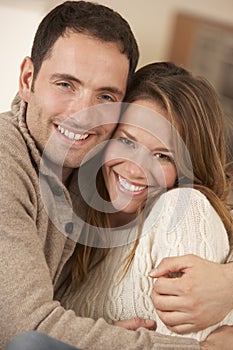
[69,93,95,115]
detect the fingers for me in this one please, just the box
[151,281,203,334]
[114,317,156,331]
[167,322,200,335]
[152,294,188,312]
[156,309,198,332]
[153,292,199,332]
[153,275,188,296]
[149,254,195,278]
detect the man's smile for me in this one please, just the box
[57,124,89,141]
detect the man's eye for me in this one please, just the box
[117,137,135,148]
[57,82,72,89]
[100,94,114,102]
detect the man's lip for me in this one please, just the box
[54,123,97,143]
[56,121,94,132]
[58,125,89,140]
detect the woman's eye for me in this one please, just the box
[117,137,135,148]
[154,153,172,162]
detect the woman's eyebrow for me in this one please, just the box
[152,146,175,154]
[119,128,175,154]
[119,129,138,141]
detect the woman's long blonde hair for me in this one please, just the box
[71,62,233,286]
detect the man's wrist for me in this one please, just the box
[199,340,209,350]
[224,262,233,307]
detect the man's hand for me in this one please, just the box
[114,318,156,330]
[200,326,233,350]
[149,254,233,334]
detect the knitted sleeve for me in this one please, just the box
[143,188,233,341]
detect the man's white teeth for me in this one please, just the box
[118,175,147,192]
[58,125,89,141]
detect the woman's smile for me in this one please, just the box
[116,172,148,195]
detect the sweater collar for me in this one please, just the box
[12,93,42,170]
[12,94,79,196]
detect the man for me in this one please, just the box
[1,1,231,350]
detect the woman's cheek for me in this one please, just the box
[154,166,177,189]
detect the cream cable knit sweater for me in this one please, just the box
[64,188,233,341]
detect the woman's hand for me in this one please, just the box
[149,254,233,334]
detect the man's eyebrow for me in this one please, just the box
[50,73,124,97]
[50,73,81,82]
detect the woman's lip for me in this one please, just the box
[114,172,148,195]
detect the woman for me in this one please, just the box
[62,62,233,341]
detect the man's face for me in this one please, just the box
[19,32,129,174]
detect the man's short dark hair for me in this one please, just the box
[31,1,139,83]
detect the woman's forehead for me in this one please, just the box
[120,100,171,140]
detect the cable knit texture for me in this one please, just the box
[65,188,233,341]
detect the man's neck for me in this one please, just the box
[42,157,74,187]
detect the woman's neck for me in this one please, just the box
[108,211,137,228]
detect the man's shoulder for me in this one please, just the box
[0,108,29,165]
[0,108,20,136]
[0,94,26,135]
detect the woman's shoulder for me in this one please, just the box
[161,187,209,202]
[158,187,215,215]
[143,187,223,236]
[150,187,212,216]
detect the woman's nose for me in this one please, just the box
[124,159,146,179]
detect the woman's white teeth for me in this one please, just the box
[58,125,89,140]
[118,175,147,192]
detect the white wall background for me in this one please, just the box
[1,0,233,111]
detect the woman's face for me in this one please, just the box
[102,99,177,214]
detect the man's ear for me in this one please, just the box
[19,56,34,102]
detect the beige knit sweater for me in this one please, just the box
[0,95,200,350]
[64,188,233,342]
